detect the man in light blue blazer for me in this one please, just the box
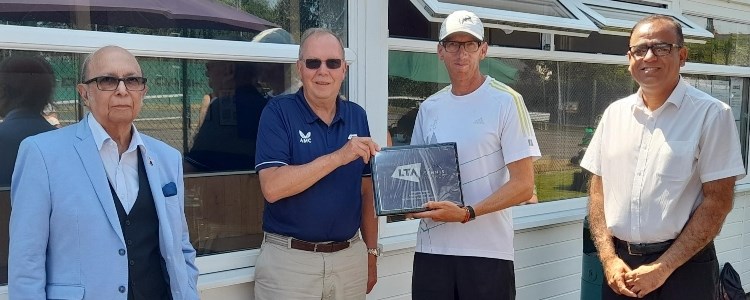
[9,46,199,300]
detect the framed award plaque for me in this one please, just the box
[371,142,464,216]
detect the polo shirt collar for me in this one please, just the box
[295,87,344,125]
[632,76,687,112]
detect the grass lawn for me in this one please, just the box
[536,169,588,202]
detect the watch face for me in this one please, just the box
[368,248,381,256]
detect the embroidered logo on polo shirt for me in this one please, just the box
[299,130,312,144]
[392,163,421,183]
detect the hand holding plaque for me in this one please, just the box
[370,143,464,216]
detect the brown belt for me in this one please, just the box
[264,232,358,253]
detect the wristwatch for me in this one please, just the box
[367,244,383,257]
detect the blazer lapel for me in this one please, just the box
[73,116,125,244]
[141,144,176,250]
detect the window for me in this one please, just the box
[685,16,750,67]
[408,0,598,36]
[575,0,713,40]
[0,0,348,45]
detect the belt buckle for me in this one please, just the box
[627,243,642,256]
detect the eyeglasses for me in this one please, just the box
[441,41,482,53]
[303,59,343,70]
[83,76,147,91]
[628,43,682,58]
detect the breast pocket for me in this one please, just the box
[46,284,84,300]
[655,141,696,181]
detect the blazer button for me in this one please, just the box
[125,220,131,226]
[129,260,135,266]
[118,286,126,293]
[119,249,126,256]
[127,240,133,246]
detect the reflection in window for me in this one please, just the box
[0,0,348,45]
[185,60,297,173]
[388,50,636,208]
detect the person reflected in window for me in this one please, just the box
[185,61,269,171]
[581,15,745,299]
[408,11,540,300]
[186,28,295,172]
[9,46,199,300]
[0,55,57,187]
[254,28,380,299]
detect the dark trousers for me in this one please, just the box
[603,241,719,300]
[412,252,516,300]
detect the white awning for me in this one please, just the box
[409,0,599,37]
[576,0,714,40]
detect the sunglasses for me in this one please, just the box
[303,58,343,70]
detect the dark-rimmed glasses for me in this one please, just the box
[304,59,343,70]
[441,41,482,53]
[83,76,147,91]
[628,43,682,58]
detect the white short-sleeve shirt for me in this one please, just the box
[580,78,746,243]
[410,76,541,260]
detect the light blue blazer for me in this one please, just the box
[9,115,199,300]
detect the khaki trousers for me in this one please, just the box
[254,235,367,300]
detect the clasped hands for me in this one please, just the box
[603,257,672,298]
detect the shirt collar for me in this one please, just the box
[632,76,688,112]
[87,113,145,153]
[295,87,344,125]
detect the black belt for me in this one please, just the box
[614,237,674,256]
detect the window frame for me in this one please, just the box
[575,0,714,40]
[408,0,599,37]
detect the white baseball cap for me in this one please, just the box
[439,10,484,41]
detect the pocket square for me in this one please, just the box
[162,182,178,197]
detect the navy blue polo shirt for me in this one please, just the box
[255,88,371,242]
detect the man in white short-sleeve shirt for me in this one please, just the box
[409,10,541,300]
[580,15,745,299]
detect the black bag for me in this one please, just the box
[717,262,746,300]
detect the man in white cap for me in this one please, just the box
[409,10,540,300]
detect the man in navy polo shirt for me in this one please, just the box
[254,28,380,300]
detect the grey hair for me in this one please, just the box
[298,28,345,60]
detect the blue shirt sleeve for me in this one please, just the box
[255,101,291,171]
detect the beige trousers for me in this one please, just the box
[254,236,367,300]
